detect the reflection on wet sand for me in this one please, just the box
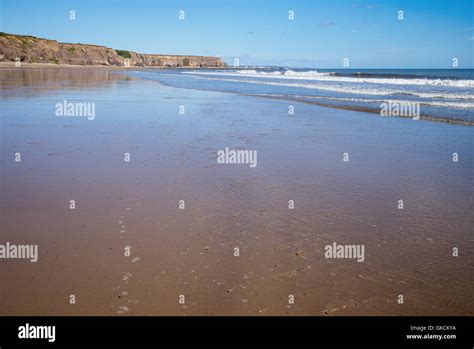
[0,67,133,98]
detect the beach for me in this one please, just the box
[0,67,473,316]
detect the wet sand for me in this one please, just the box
[1,68,473,315]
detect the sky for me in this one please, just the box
[1,0,473,68]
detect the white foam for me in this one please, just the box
[191,76,474,102]
[312,96,474,109]
[261,94,474,109]
[183,70,474,88]
[283,70,332,77]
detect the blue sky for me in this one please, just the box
[1,0,473,68]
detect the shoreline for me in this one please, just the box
[243,93,474,127]
[2,63,472,126]
[133,71,474,127]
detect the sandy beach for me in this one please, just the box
[0,67,473,316]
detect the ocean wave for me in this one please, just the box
[333,72,465,80]
[254,94,474,109]
[191,76,474,101]
[313,97,474,109]
[236,69,332,77]
[183,70,474,88]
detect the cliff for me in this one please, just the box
[0,32,226,68]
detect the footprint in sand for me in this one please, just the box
[117,305,129,314]
[131,257,140,263]
[122,272,132,281]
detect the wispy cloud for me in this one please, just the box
[351,2,377,9]
[320,21,337,26]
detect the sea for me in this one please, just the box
[129,68,474,124]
